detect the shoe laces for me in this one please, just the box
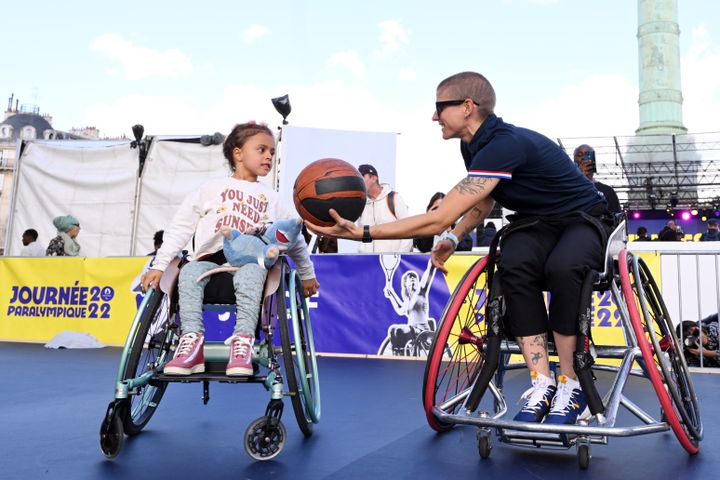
[176,333,200,356]
[229,336,253,359]
[550,380,580,415]
[518,376,554,411]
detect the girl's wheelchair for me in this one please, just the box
[422,219,702,469]
[99,256,320,461]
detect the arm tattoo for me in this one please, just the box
[455,177,491,195]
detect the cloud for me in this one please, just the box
[399,67,417,81]
[327,50,367,78]
[377,20,409,56]
[243,25,270,43]
[84,95,197,137]
[682,25,720,133]
[514,74,638,139]
[91,34,193,81]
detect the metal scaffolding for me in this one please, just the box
[558,132,720,211]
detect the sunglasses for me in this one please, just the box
[435,98,479,116]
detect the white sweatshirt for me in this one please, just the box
[152,176,315,280]
[356,184,413,253]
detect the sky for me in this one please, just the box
[3,0,719,214]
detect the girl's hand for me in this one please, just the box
[301,278,320,297]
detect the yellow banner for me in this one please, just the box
[442,252,663,365]
[0,257,148,345]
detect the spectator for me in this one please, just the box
[301,224,338,253]
[700,219,720,241]
[20,228,45,256]
[677,314,720,367]
[634,226,651,241]
[414,192,472,252]
[148,230,164,256]
[46,215,81,256]
[357,164,413,253]
[314,236,338,253]
[477,221,497,247]
[414,192,445,253]
[573,145,621,213]
[657,220,680,241]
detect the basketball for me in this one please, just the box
[293,158,367,227]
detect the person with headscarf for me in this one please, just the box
[46,215,81,256]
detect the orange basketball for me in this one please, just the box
[293,158,367,227]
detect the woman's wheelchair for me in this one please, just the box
[421,218,702,469]
[99,256,320,461]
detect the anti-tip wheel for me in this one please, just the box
[477,430,492,459]
[244,416,287,461]
[577,444,590,470]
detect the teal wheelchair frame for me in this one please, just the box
[99,257,320,461]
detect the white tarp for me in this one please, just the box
[280,126,397,253]
[133,137,274,255]
[6,140,137,256]
[4,127,396,256]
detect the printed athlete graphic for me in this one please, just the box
[377,255,438,356]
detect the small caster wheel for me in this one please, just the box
[477,430,492,459]
[577,444,590,470]
[244,415,287,461]
[99,412,125,459]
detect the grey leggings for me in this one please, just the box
[178,260,268,336]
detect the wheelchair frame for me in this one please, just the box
[422,220,702,469]
[99,257,320,461]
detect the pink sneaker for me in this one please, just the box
[225,334,255,376]
[164,332,205,375]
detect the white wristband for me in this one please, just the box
[440,231,458,249]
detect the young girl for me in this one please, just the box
[142,122,320,376]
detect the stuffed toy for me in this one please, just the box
[197,218,303,281]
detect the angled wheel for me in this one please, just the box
[618,249,702,454]
[119,287,175,435]
[423,256,490,432]
[278,266,321,436]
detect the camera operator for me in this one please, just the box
[573,144,621,213]
[677,314,720,367]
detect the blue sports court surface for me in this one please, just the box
[2,342,718,479]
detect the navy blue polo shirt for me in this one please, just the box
[461,114,605,216]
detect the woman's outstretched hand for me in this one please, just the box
[305,209,363,240]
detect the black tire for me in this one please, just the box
[278,267,314,437]
[477,432,492,459]
[119,288,174,435]
[99,410,125,459]
[578,444,590,470]
[244,416,287,461]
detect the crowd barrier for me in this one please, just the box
[0,247,717,358]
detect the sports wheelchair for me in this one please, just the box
[377,319,438,357]
[99,256,320,461]
[422,218,702,469]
